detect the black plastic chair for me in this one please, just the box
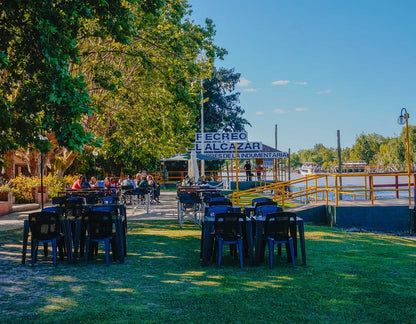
[214,212,245,269]
[251,197,273,206]
[264,212,296,269]
[28,211,65,266]
[85,211,117,266]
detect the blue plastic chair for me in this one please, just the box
[264,212,296,269]
[214,212,245,269]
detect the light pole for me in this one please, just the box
[92,150,98,172]
[196,50,207,176]
[397,108,411,205]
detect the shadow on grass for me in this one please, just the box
[1,221,416,323]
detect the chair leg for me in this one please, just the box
[268,238,274,269]
[31,239,38,265]
[218,238,223,268]
[288,238,296,269]
[237,239,244,269]
[85,237,90,266]
[105,238,110,266]
[52,239,57,267]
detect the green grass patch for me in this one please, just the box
[1,221,416,323]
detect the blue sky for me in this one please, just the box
[188,0,416,153]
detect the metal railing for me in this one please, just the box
[229,172,415,208]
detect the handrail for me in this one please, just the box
[229,172,415,208]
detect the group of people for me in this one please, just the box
[182,175,208,186]
[244,161,263,181]
[71,172,161,203]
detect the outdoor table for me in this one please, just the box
[201,214,254,267]
[253,215,306,266]
[76,203,126,264]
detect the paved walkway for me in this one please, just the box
[0,191,179,232]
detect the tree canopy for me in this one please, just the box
[1,0,226,174]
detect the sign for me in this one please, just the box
[195,141,262,153]
[206,152,288,160]
[195,132,247,142]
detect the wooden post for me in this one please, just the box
[235,142,239,205]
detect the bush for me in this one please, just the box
[10,174,79,203]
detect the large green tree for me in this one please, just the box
[0,0,153,163]
[199,66,250,133]
[1,1,226,175]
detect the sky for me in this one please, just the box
[188,0,416,153]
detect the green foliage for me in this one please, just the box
[0,0,151,165]
[9,174,77,203]
[10,176,39,203]
[350,133,388,164]
[67,1,227,175]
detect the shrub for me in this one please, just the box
[10,174,79,203]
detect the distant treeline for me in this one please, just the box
[290,127,416,171]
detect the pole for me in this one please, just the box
[40,151,44,210]
[337,130,343,201]
[200,77,205,176]
[235,142,239,205]
[405,113,411,206]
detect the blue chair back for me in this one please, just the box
[207,205,230,217]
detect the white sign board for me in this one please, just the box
[195,141,263,153]
[195,132,248,142]
[206,152,288,160]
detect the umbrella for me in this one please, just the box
[187,150,199,183]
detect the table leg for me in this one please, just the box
[201,221,213,266]
[73,218,81,261]
[255,221,264,265]
[297,219,306,266]
[115,218,125,263]
[62,219,73,263]
[22,220,29,265]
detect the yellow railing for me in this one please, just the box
[229,172,415,208]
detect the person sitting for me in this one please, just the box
[89,176,97,188]
[147,175,160,203]
[137,175,149,201]
[71,175,83,190]
[196,175,207,185]
[122,175,137,189]
[182,174,193,186]
[95,179,106,188]
[80,176,91,189]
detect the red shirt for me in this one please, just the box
[72,179,82,189]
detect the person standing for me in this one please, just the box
[244,160,252,181]
[256,164,263,181]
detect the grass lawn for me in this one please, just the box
[1,220,416,323]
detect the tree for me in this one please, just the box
[73,1,226,173]
[0,0,153,166]
[1,1,226,176]
[349,133,388,164]
[199,67,250,132]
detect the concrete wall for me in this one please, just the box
[294,204,414,234]
[326,205,413,234]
